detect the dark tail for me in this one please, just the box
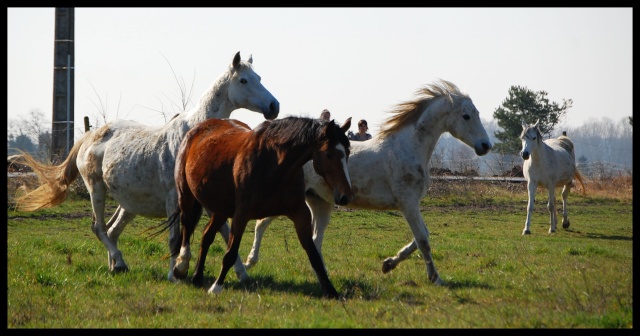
[144,208,182,240]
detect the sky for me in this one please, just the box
[7,7,633,140]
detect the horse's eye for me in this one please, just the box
[463,114,470,120]
[240,78,247,84]
[326,152,333,159]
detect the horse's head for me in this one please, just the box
[519,119,541,160]
[445,94,492,156]
[312,117,354,206]
[227,51,280,120]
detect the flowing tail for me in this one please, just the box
[574,168,587,195]
[12,132,90,211]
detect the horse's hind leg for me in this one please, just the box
[547,187,558,234]
[209,215,249,295]
[561,184,570,229]
[244,216,275,269]
[217,219,250,282]
[87,180,128,273]
[172,200,202,282]
[307,193,334,256]
[106,206,135,270]
[192,214,226,287]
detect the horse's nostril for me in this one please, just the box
[338,195,350,206]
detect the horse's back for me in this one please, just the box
[178,118,253,217]
[77,119,186,216]
[549,136,575,157]
[525,135,578,188]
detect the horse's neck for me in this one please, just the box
[530,140,550,165]
[184,73,236,127]
[284,147,313,175]
[158,74,236,150]
[413,111,448,164]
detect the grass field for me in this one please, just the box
[6,175,633,328]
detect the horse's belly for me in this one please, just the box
[109,186,168,217]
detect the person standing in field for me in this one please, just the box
[348,119,372,141]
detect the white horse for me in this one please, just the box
[240,80,492,285]
[13,51,279,282]
[519,120,586,235]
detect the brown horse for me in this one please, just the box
[165,116,353,299]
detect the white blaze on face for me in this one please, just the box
[335,143,352,187]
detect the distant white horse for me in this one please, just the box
[520,120,586,235]
[13,51,279,282]
[241,80,492,285]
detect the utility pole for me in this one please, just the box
[51,7,74,163]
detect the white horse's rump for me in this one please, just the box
[14,52,279,282]
[520,120,586,235]
[242,80,492,285]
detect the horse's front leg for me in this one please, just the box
[209,214,249,295]
[288,208,339,299]
[244,216,275,269]
[547,187,558,234]
[382,239,417,274]
[523,181,537,235]
[561,184,571,229]
[307,194,334,256]
[395,206,443,285]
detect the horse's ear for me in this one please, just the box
[232,51,241,69]
[340,117,352,134]
[247,54,253,64]
[533,119,540,128]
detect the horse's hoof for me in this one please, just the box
[323,290,340,300]
[522,230,531,235]
[192,274,205,288]
[208,283,223,294]
[111,264,129,273]
[382,258,395,273]
[433,277,445,286]
[562,222,570,229]
[237,272,250,283]
[173,267,188,280]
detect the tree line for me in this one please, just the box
[7,85,633,179]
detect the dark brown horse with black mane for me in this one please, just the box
[165,116,353,299]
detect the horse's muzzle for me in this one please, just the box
[263,101,280,120]
[335,194,352,206]
[475,142,492,156]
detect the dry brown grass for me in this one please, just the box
[7,172,632,209]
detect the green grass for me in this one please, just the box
[6,182,633,328]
